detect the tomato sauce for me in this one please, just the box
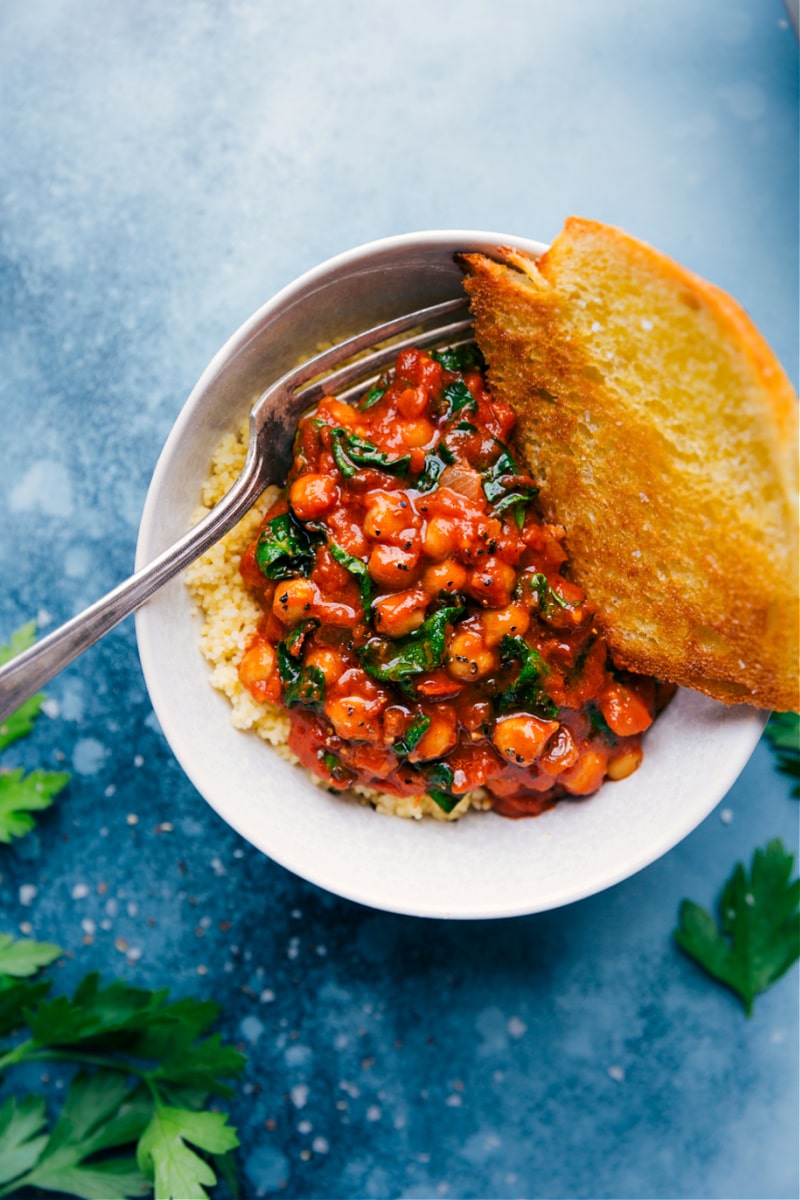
[237,344,669,817]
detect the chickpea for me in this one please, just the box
[423,516,459,561]
[397,386,428,419]
[606,746,644,780]
[373,589,430,638]
[304,646,345,686]
[539,724,579,775]
[481,603,530,647]
[408,714,458,762]
[561,747,608,796]
[465,558,517,608]
[599,682,653,736]
[447,628,497,681]
[364,491,418,541]
[318,398,358,426]
[324,695,384,741]
[492,714,559,767]
[238,640,277,689]
[368,543,420,590]
[422,559,467,596]
[272,578,316,624]
[289,473,337,519]
[395,418,435,448]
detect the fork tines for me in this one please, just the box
[289,296,474,408]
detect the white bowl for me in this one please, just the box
[135,231,764,919]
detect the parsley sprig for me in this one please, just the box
[675,839,800,1015]
[764,712,800,797]
[0,944,245,1199]
[0,623,70,843]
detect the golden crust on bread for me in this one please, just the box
[459,217,799,711]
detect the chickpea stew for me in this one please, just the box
[235,345,669,818]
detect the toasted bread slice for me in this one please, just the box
[459,218,799,711]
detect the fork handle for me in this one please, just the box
[0,471,265,725]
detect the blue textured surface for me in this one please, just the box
[0,2,798,1198]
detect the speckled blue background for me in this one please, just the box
[0,2,798,1198]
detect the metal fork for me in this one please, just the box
[0,297,472,723]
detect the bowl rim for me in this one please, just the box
[135,229,766,919]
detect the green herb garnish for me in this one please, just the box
[764,712,800,797]
[0,625,70,844]
[674,839,800,1016]
[358,606,463,685]
[0,623,44,753]
[254,511,321,581]
[392,714,431,758]
[0,945,244,1199]
[495,635,557,718]
[330,429,410,480]
[431,343,485,373]
[328,542,373,613]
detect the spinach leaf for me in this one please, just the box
[392,714,431,758]
[415,441,456,493]
[518,571,572,617]
[359,382,387,411]
[431,343,485,373]
[495,635,557,718]
[255,512,321,580]
[328,542,373,613]
[481,442,538,522]
[358,606,463,684]
[588,704,617,744]
[330,428,411,479]
[424,762,460,813]
[443,380,477,417]
[277,621,325,710]
[321,751,357,786]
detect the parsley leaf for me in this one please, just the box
[0,623,44,753]
[13,1071,151,1199]
[0,624,70,844]
[0,955,246,1199]
[0,767,71,845]
[0,978,52,1038]
[0,934,61,978]
[674,839,800,1015]
[136,1107,238,1200]
[0,1095,49,1187]
[764,712,800,797]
